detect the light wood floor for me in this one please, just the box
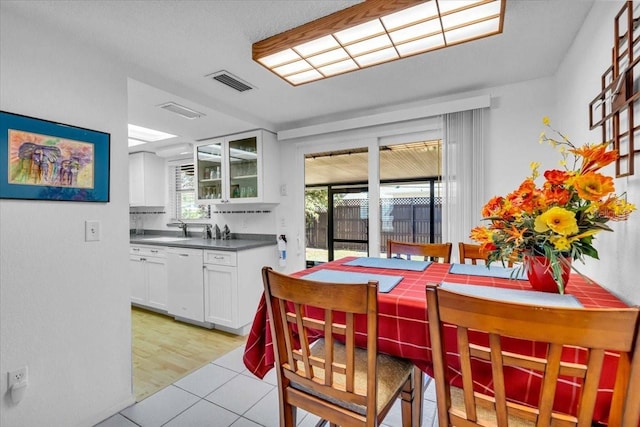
[132,307,247,401]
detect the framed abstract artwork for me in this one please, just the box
[0,111,110,202]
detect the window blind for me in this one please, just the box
[168,160,210,220]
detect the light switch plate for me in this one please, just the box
[85,220,100,242]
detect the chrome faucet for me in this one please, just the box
[222,224,231,240]
[178,220,189,237]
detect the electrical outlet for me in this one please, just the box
[8,366,28,388]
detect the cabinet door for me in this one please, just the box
[196,139,224,203]
[129,255,146,304]
[129,154,145,206]
[146,256,168,310]
[203,264,237,327]
[227,135,259,202]
[129,152,165,207]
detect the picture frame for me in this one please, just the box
[0,111,110,202]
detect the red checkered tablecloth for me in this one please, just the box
[243,257,630,424]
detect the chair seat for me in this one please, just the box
[449,386,534,427]
[292,338,414,416]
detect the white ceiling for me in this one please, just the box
[4,0,595,153]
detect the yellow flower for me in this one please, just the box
[529,161,540,179]
[534,207,579,236]
[542,116,550,126]
[550,235,571,251]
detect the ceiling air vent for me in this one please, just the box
[207,70,254,92]
[158,102,205,120]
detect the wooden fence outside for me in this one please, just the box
[306,197,443,253]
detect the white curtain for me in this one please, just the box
[442,108,488,254]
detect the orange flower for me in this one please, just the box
[504,224,527,246]
[542,185,571,206]
[543,169,570,185]
[470,226,492,244]
[507,179,542,213]
[481,196,504,218]
[570,143,618,173]
[573,172,614,202]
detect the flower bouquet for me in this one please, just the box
[470,117,636,293]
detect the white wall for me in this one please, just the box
[0,6,133,427]
[555,0,640,304]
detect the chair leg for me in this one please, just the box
[281,400,296,427]
[411,367,424,426]
[401,368,421,427]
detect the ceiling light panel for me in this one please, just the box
[128,124,176,142]
[253,0,505,86]
[381,2,439,30]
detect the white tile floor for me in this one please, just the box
[95,345,439,427]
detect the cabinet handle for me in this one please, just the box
[140,257,146,261]
[214,256,224,260]
[151,250,158,254]
[132,248,140,252]
[178,254,189,257]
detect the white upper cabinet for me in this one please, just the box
[195,130,279,205]
[129,152,165,207]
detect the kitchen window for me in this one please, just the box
[169,162,210,220]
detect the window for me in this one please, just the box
[169,162,210,220]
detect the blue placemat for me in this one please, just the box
[449,263,528,280]
[440,282,583,308]
[301,269,403,293]
[343,257,431,271]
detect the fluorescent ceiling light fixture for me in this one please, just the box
[158,102,205,120]
[253,0,505,86]
[128,124,176,142]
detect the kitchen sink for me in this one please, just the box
[141,236,191,243]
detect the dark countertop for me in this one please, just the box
[130,233,277,251]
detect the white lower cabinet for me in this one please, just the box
[167,248,204,323]
[203,246,275,333]
[131,242,277,334]
[203,251,238,327]
[129,245,168,311]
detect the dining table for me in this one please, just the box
[242,256,631,425]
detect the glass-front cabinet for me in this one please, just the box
[197,140,224,201]
[196,130,279,204]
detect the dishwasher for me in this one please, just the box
[166,247,204,323]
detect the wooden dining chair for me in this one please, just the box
[387,240,452,263]
[425,283,640,427]
[262,266,418,427]
[458,242,514,267]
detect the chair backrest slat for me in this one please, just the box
[426,283,640,427]
[387,240,452,263]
